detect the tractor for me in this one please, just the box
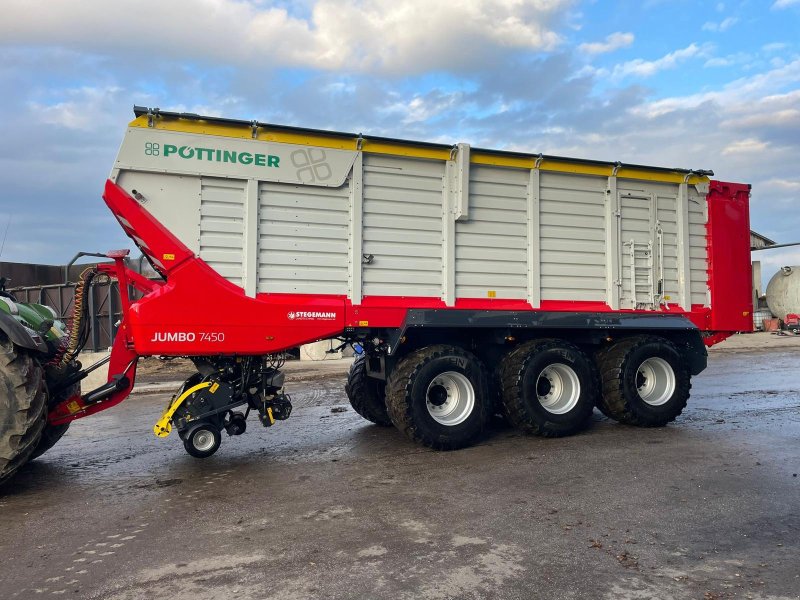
[0,275,86,484]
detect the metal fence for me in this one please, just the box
[10,281,122,352]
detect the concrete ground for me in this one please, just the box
[1,333,798,599]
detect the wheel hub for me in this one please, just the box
[193,429,216,452]
[636,357,675,406]
[428,384,448,407]
[425,371,475,426]
[536,363,580,415]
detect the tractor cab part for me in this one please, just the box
[0,275,83,484]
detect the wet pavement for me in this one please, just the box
[1,341,799,599]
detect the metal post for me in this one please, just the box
[88,283,99,352]
[107,283,116,350]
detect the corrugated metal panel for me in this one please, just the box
[615,180,709,309]
[116,171,201,254]
[539,173,607,301]
[455,165,528,298]
[688,188,708,305]
[257,181,350,295]
[656,195,680,303]
[619,192,654,308]
[122,144,712,310]
[200,177,245,286]
[362,155,444,297]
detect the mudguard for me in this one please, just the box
[0,311,48,353]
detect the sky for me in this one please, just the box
[0,0,799,282]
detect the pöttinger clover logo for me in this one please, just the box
[291,148,332,183]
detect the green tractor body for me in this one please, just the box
[1,278,79,485]
[0,293,69,348]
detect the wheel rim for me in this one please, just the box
[536,363,580,415]
[193,429,216,452]
[425,371,475,426]
[636,357,675,406]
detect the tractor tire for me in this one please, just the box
[30,380,79,460]
[596,336,690,427]
[385,345,489,450]
[499,339,597,438]
[345,354,392,426]
[30,423,70,460]
[0,337,48,486]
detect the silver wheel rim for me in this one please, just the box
[426,371,475,426]
[193,429,216,452]
[536,363,580,415]
[636,357,675,406]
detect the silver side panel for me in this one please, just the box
[361,155,444,298]
[455,165,528,299]
[112,128,711,309]
[114,171,201,254]
[688,187,709,306]
[199,178,246,287]
[257,180,350,295]
[539,173,607,302]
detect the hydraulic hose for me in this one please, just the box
[51,267,104,368]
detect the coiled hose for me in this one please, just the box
[50,267,103,368]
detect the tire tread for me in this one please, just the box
[499,339,596,437]
[596,335,690,426]
[345,354,392,427]
[0,336,48,486]
[385,345,487,450]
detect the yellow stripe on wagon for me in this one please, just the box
[129,115,709,185]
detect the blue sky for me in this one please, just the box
[0,0,799,280]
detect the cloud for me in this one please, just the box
[0,0,573,75]
[759,251,800,280]
[702,17,739,31]
[632,59,800,117]
[762,178,800,191]
[722,138,769,155]
[704,57,734,67]
[611,43,707,78]
[388,90,466,124]
[578,32,634,55]
[0,0,799,267]
[772,0,800,8]
[28,86,123,130]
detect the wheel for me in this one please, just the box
[30,423,70,460]
[596,336,690,427]
[30,380,80,460]
[345,353,392,426]
[182,422,222,458]
[385,345,489,450]
[499,339,597,437]
[0,336,48,485]
[224,411,247,436]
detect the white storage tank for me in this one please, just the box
[766,266,800,320]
